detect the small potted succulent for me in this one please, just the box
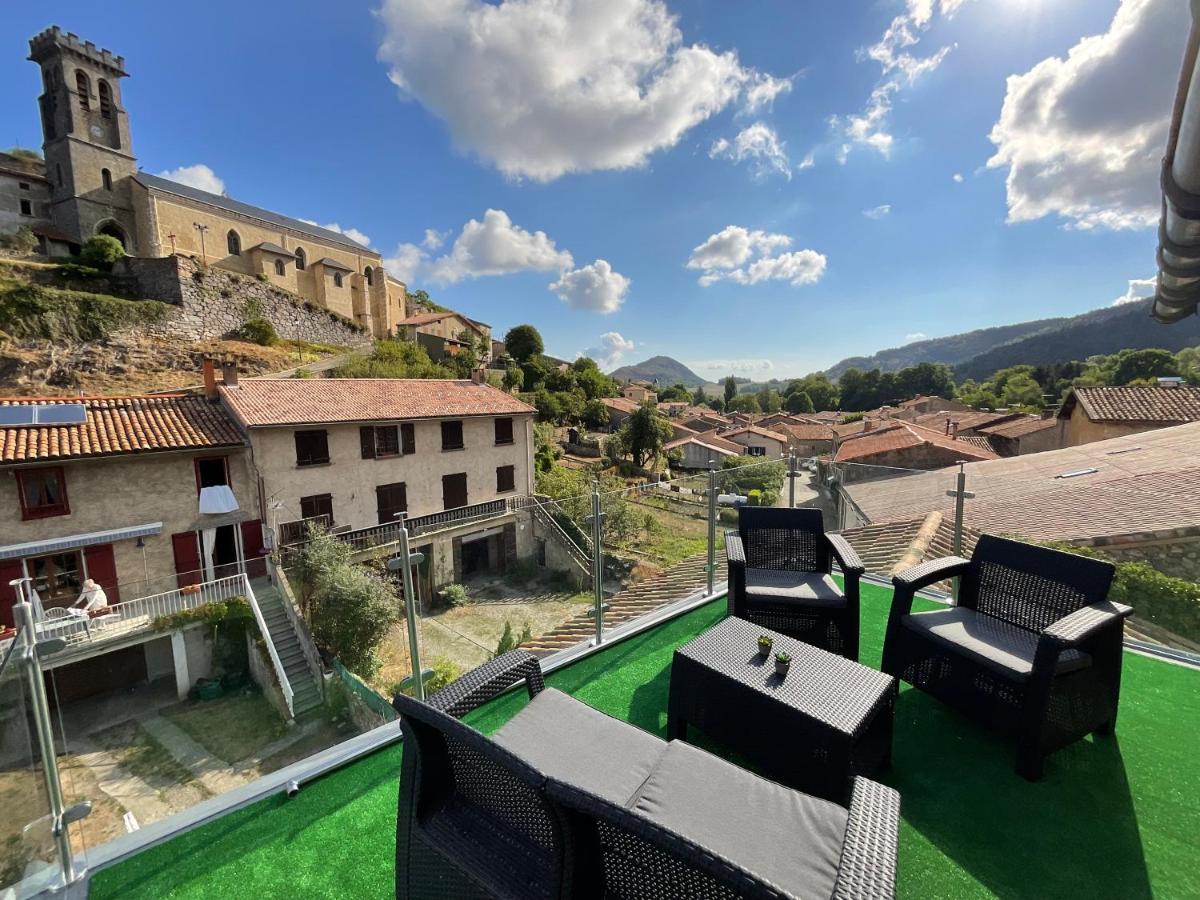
[774,651,791,678]
[757,634,774,658]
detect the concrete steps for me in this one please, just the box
[253,584,324,716]
[522,554,723,654]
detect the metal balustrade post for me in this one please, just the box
[588,490,606,644]
[11,581,88,890]
[387,517,427,701]
[787,449,797,509]
[707,461,718,597]
[947,461,974,602]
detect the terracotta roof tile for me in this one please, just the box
[976,416,1058,438]
[1063,385,1200,424]
[835,422,999,463]
[770,423,839,442]
[219,379,534,427]
[0,395,244,464]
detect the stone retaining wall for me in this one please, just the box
[1072,528,1200,583]
[121,255,370,347]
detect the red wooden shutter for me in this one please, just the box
[171,532,202,587]
[0,559,24,629]
[83,543,121,604]
[240,519,267,578]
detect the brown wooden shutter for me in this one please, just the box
[0,560,24,628]
[401,422,416,455]
[442,473,468,510]
[171,532,202,587]
[240,520,267,578]
[83,543,121,603]
[360,426,376,459]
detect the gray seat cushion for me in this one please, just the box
[628,741,848,900]
[745,570,845,608]
[903,607,1091,680]
[493,688,667,805]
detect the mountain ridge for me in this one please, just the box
[609,355,707,388]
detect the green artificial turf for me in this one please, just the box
[91,584,1200,900]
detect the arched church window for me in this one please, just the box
[101,168,112,191]
[274,259,286,277]
[364,266,374,286]
[294,247,306,270]
[76,71,90,110]
[334,272,344,288]
[98,80,113,118]
[227,230,241,256]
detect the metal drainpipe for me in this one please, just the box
[787,449,797,509]
[387,519,425,701]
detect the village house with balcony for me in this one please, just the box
[0,391,265,704]
[216,373,537,595]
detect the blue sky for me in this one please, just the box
[1,1,1182,379]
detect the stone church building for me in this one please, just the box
[2,27,405,338]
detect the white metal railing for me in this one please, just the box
[242,573,295,718]
[267,556,324,704]
[1,574,248,656]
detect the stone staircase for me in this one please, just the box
[521,554,724,655]
[254,583,323,717]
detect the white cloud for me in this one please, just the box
[428,209,574,283]
[1112,275,1157,306]
[709,122,791,179]
[687,225,826,287]
[422,228,448,250]
[952,172,964,183]
[741,71,793,115]
[156,163,225,195]
[586,331,636,369]
[301,221,372,248]
[688,358,775,374]
[863,204,892,219]
[383,243,425,284]
[550,260,630,314]
[833,0,961,159]
[904,331,928,342]
[987,0,1186,231]
[797,151,816,170]
[377,0,786,182]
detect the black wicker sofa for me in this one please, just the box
[393,650,900,899]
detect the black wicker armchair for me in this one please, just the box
[394,649,901,899]
[881,534,1131,780]
[726,507,866,660]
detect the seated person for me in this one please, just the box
[68,579,109,618]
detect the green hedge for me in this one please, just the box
[1045,542,1200,644]
[0,281,171,341]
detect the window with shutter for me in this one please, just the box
[441,420,464,451]
[376,482,408,524]
[401,422,416,455]
[16,467,69,519]
[295,430,330,466]
[375,426,400,457]
[300,494,334,527]
[496,465,516,493]
[494,417,514,445]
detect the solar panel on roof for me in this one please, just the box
[34,404,87,425]
[0,404,88,428]
[0,407,36,427]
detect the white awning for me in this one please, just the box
[0,523,163,561]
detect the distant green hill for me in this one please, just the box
[825,299,1200,383]
[609,355,707,388]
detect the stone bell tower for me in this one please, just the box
[28,26,139,252]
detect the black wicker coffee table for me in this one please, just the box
[668,616,896,803]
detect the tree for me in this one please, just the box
[571,356,618,399]
[658,383,691,402]
[528,389,562,422]
[1001,373,1044,408]
[785,390,814,414]
[619,403,673,467]
[724,376,738,404]
[520,355,552,393]
[692,386,707,406]
[757,388,783,413]
[1112,349,1181,385]
[505,324,544,362]
[533,422,560,472]
[294,527,397,679]
[726,393,761,414]
[495,620,517,657]
[80,234,125,271]
[502,363,524,392]
[581,399,609,429]
[705,396,726,412]
[721,456,786,505]
[0,226,38,254]
[331,339,450,379]
[788,374,838,411]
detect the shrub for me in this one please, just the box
[424,657,463,694]
[236,316,280,346]
[79,235,125,271]
[495,620,517,657]
[0,226,38,254]
[255,272,269,282]
[1042,542,1200,644]
[747,489,763,506]
[439,583,469,608]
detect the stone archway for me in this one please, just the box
[95,220,128,251]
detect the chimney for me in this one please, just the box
[470,367,487,385]
[862,416,873,432]
[221,357,239,388]
[950,421,959,440]
[202,357,218,400]
[944,417,951,435]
